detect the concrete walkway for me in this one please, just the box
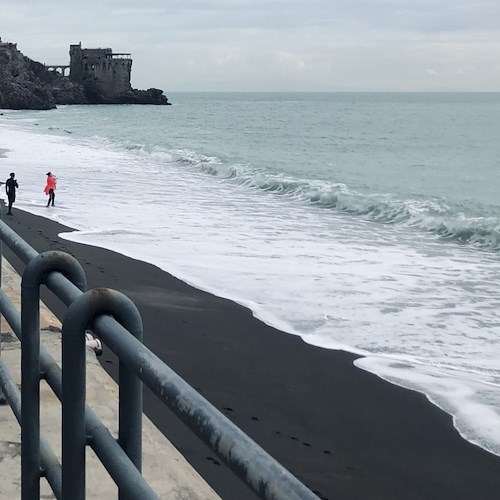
[0,257,220,499]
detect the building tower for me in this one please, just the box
[69,42,133,97]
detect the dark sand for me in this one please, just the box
[4,207,500,499]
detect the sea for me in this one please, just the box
[1,92,500,456]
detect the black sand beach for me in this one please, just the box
[4,208,500,499]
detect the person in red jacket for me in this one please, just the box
[44,172,57,207]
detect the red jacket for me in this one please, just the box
[44,175,57,195]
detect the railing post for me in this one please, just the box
[62,288,143,500]
[21,251,86,500]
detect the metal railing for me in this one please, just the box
[0,215,318,500]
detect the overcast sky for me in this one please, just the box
[1,0,499,92]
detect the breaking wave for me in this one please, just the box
[169,148,500,252]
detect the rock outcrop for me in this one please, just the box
[0,45,67,109]
[81,80,169,105]
[0,42,170,109]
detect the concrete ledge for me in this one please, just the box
[0,258,220,499]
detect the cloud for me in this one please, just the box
[1,0,500,91]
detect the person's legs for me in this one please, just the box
[51,191,55,207]
[7,194,14,214]
[47,189,53,207]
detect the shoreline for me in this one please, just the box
[4,207,500,499]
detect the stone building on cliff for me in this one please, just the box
[69,42,133,99]
[0,37,17,50]
[66,42,169,104]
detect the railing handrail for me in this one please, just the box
[0,217,318,499]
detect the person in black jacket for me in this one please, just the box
[5,172,18,215]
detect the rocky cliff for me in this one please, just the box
[0,44,170,109]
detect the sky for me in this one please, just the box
[1,0,500,92]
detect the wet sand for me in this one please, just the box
[4,207,500,500]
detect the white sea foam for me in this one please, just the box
[2,103,500,457]
[354,356,500,455]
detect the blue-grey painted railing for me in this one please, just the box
[62,287,143,500]
[0,217,318,500]
[21,251,87,499]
